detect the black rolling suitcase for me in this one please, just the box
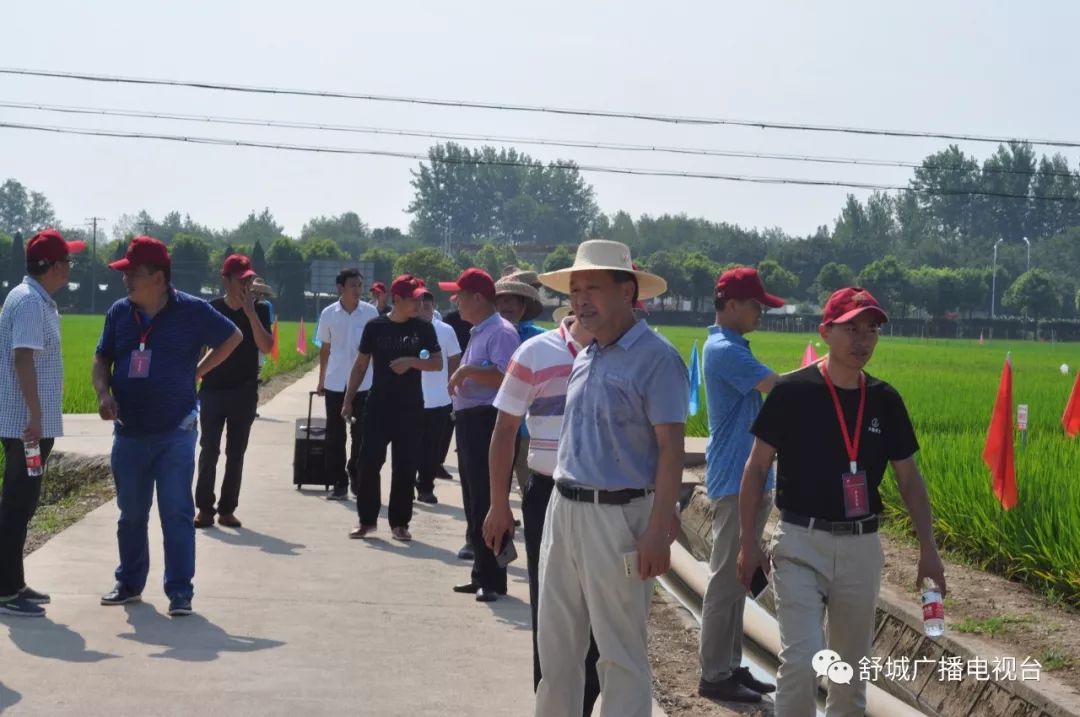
[293,390,329,489]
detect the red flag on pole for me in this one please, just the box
[296,318,307,356]
[271,320,280,362]
[1063,369,1080,438]
[982,355,1017,510]
[800,341,818,368]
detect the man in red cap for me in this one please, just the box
[738,287,945,716]
[92,236,242,617]
[437,268,520,601]
[194,254,274,529]
[342,275,442,541]
[369,281,390,315]
[698,267,784,703]
[0,229,83,617]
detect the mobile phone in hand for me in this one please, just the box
[496,534,518,568]
[750,566,769,600]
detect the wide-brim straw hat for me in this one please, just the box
[250,277,276,299]
[538,240,666,300]
[505,269,542,289]
[552,305,572,323]
[494,279,544,322]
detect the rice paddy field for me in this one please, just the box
[661,325,1080,607]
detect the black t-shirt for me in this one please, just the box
[751,364,919,521]
[443,310,472,353]
[359,316,439,407]
[201,298,272,390]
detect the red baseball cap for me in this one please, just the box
[108,235,171,272]
[715,267,785,308]
[391,274,428,299]
[221,254,257,280]
[370,281,387,296]
[438,268,496,299]
[822,287,889,325]
[26,228,85,265]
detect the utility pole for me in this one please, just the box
[87,217,105,313]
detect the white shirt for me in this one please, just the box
[422,319,462,409]
[316,300,378,392]
[0,277,64,438]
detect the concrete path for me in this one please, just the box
[0,369,665,716]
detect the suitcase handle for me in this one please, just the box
[305,390,318,476]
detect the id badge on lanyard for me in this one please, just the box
[822,363,870,520]
[128,309,154,379]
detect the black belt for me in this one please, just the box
[556,483,653,505]
[781,510,879,535]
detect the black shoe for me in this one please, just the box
[326,487,348,501]
[168,595,193,617]
[457,543,474,561]
[435,467,453,480]
[19,586,50,605]
[453,582,479,594]
[101,583,142,606]
[416,491,438,505]
[698,675,762,703]
[475,588,498,603]
[733,666,775,694]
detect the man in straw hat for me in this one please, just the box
[494,277,545,495]
[438,268,520,602]
[532,239,689,716]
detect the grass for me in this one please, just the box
[1039,646,1076,672]
[952,614,1036,637]
[657,324,1080,607]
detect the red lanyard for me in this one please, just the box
[131,308,155,351]
[820,362,866,474]
[559,323,579,358]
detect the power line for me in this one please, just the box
[4,119,1079,204]
[4,99,1078,181]
[3,66,1080,149]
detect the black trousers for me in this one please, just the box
[356,398,422,528]
[416,405,452,493]
[455,405,505,592]
[196,383,258,515]
[524,472,600,713]
[0,438,54,597]
[438,411,455,468]
[324,390,367,492]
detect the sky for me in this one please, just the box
[4,1,1080,243]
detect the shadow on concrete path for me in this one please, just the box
[117,603,284,662]
[0,681,21,713]
[483,594,531,631]
[360,536,463,567]
[199,526,306,556]
[2,617,117,663]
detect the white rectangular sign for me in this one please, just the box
[1017,404,1029,431]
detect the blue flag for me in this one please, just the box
[688,340,701,416]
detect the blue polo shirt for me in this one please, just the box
[703,325,775,498]
[555,320,689,491]
[96,291,238,437]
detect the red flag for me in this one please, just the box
[982,355,1017,510]
[296,318,307,356]
[271,320,280,362]
[800,341,818,368]
[1063,370,1080,438]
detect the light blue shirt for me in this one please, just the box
[555,320,689,490]
[703,325,774,498]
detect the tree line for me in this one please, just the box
[2,138,1080,322]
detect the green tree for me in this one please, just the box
[543,244,576,273]
[170,234,212,295]
[266,237,307,318]
[360,247,399,283]
[641,251,688,310]
[394,248,460,291]
[7,231,24,298]
[471,242,519,279]
[301,212,369,257]
[0,179,55,236]
[299,237,349,262]
[229,209,284,248]
[813,262,856,303]
[251,240,267,275]
[909,266,963,318]
[858,256,910,315]
[1075,287,1080,314]
[684,252,719,312]
[756,259,798,299]
[1003,269,1061,324]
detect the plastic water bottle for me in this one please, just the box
[419,349,430,360]
[921,578,945,636]
[24,441,43,477]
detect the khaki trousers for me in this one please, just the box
[698,492,773,681]
[771,520,883,717]
[535,490,655,717]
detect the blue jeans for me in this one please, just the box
[111,425,198,599]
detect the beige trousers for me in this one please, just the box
[535,490,655,717]
[771,520,883,717]
[698,492,773,681]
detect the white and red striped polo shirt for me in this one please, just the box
[493,319,583,476]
